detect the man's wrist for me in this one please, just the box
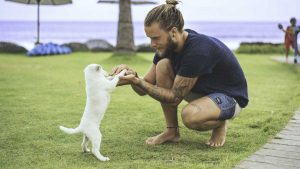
[134,77,142,85]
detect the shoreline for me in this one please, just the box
[0,40,287,54]
[0,21,286,51]
[11,40,285,51]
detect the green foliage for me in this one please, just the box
[0,53,299,169]
[0,42,28,53]
[236,43,286,54]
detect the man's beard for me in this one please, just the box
[157,36,178,59]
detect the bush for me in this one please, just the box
[0,42,27,53]
[136,44,155,52]
[85,39,114,52]
[236,42,285,54]
[63,42,89,52]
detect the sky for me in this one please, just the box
[0,0,299,22]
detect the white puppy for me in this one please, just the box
[59,64,126,161]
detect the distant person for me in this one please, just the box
[112,0,248,147]
[278,17,300,63]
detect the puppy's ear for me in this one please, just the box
[96,65,101,71]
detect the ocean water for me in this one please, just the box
[0,21,287,50]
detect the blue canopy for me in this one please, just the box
[27,42,71,56]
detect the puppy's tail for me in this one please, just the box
[59,125,81,134]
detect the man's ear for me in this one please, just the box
[169,27,178,40]
[171,27,178,37]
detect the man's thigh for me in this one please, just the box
[183,92,241,121]
[182,95,221,122]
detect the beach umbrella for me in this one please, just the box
[5,0,72,45]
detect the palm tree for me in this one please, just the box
[98,0,157,55]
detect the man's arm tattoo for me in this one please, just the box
[135,76,198,104]
[136,80,174,103]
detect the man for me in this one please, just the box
[113,0,248,147]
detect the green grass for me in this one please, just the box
[0,52,299,169]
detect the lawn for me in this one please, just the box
[0,52,299,169]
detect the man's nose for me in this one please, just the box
[150,40,157,49]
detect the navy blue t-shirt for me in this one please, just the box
[153,29,248,108]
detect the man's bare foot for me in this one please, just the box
[146,128,180,145]
[206,120,228,147]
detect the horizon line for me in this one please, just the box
[0,19,289,23]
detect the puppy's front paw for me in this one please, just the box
[118,69,127,77]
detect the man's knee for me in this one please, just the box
[156,58,174,87]
[156,59,173,75]
[181,104,201,129]
[156,58,171,67]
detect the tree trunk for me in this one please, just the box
[115,0,135,55]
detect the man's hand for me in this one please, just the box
[112,64,139,86]
[112,64,129,75]
[120,74,140,85]
[111,64,137,76]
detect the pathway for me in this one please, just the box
[234,56,300,169]
[233,109,300,169]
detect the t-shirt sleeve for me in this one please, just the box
[152,53,161,65]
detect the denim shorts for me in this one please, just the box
[208,93,241,120]
[184,92,242,120]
